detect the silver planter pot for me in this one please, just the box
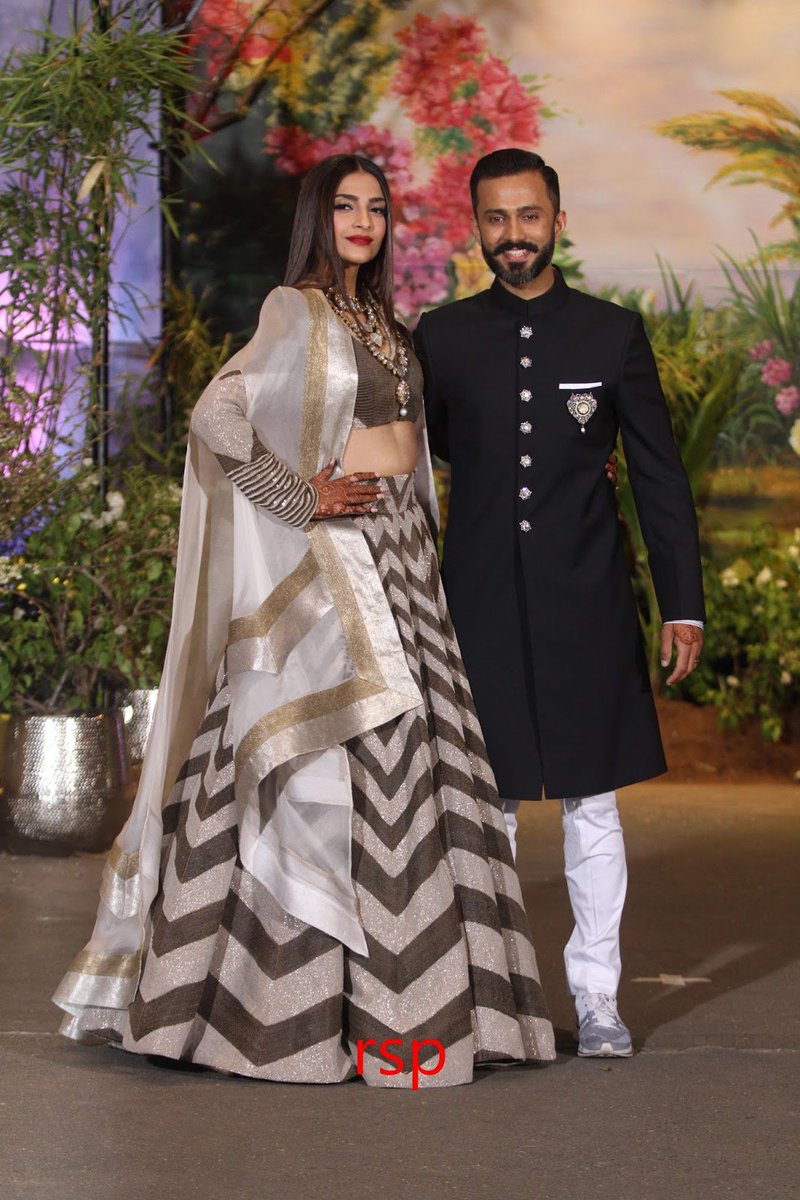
[0,711,136,855]
[118,687,158,766]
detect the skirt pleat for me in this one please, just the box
[119,475,555,1086]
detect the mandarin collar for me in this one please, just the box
[489,267,570,318]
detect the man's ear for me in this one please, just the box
[555,210,567,241]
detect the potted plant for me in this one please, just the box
[0,2,199,850]
[0,462,181,851]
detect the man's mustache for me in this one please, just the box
[490,240,540,256]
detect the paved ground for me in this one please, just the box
[1,782,798,1200]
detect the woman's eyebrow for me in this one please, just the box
[334,192,386,203]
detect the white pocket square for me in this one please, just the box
[558,381,602,389]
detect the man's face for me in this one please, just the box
[474,171,566,287]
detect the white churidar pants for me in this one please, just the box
[501,792,626,997]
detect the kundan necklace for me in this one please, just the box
[325,287,411,417]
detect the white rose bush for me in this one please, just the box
[679,528,800,741]
[0,465,181,713]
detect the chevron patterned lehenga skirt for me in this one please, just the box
[118,474,555,1086]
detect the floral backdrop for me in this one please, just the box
[174,0,800,736]
[262,11,546,316]
[0,0,798,736]
[180,3,554,325]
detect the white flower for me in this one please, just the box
[781,671,792,685]
[776,578,788,589]
[790,418,800,457]
[789,545,799,560]
[0,558,22,584]
[77,471,99,493]
[720,567,740,588]
[81,456,94,468]
[726,675,740,688]
[106,490,125,512]
[755,566,772,586]
[114,623,127,636]
[13,607,25,619]
[167,482,183,502]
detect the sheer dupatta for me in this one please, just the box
[55,287,439,1038]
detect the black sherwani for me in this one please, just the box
[414,271,705,800]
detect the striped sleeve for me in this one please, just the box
[190,370,318,529]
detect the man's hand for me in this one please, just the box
[661,622,703,685]
[605,452,618,485]
[310,460,383,519]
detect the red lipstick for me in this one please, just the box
[346,236,373,246]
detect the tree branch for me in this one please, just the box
[194,0,336,135]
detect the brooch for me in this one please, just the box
[566,391,597,434]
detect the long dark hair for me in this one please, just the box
[283,153,402,336]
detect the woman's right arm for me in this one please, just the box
[191,370,383,524]
[191,369,319,528]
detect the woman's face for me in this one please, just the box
[332,170,388,272]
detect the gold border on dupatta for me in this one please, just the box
[297,288,329,479]
[233,289,416,778]
[68,949,141,979]
[106,842,140,880]
[229,549,320,644]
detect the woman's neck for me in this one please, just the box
[343,265,359,298]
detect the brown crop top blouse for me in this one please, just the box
[189,327,425,530]
[351,334,423,429]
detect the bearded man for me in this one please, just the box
[414,148,704,1057]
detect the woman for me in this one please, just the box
[54,154,557,1086]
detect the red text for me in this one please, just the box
[356,1037,446,1089]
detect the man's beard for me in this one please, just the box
[481,229,556,286]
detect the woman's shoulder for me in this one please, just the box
[251,285,320,335]
[263,283,314,305]
[259,283,329,319]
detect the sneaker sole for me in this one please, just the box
[578,1041,633,1058]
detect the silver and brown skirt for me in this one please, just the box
[118,475,555,1086]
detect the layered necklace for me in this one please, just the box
[325,287,411,417]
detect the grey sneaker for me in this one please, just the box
[576,992,633,1057]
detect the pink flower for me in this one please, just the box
[393,227,452,320]
[749,339,774,362]
[775,385,800,416]
[487,76,542,145]
[264,125,415,198]
[189,0,277,78]
[412,154,477,247]
[263,125,320,175]
[761,357,793,387]
[391,19,542,150]
[394,15,487,120]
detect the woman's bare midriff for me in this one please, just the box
[342,421,418,476]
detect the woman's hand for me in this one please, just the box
[310,460,383,519]
[661,622,704,685]
[605,452,618,486]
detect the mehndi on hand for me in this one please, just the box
[310,460,383,519]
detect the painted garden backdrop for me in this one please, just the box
[0,0,798,745]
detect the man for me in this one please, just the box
[414,148,704,1058]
